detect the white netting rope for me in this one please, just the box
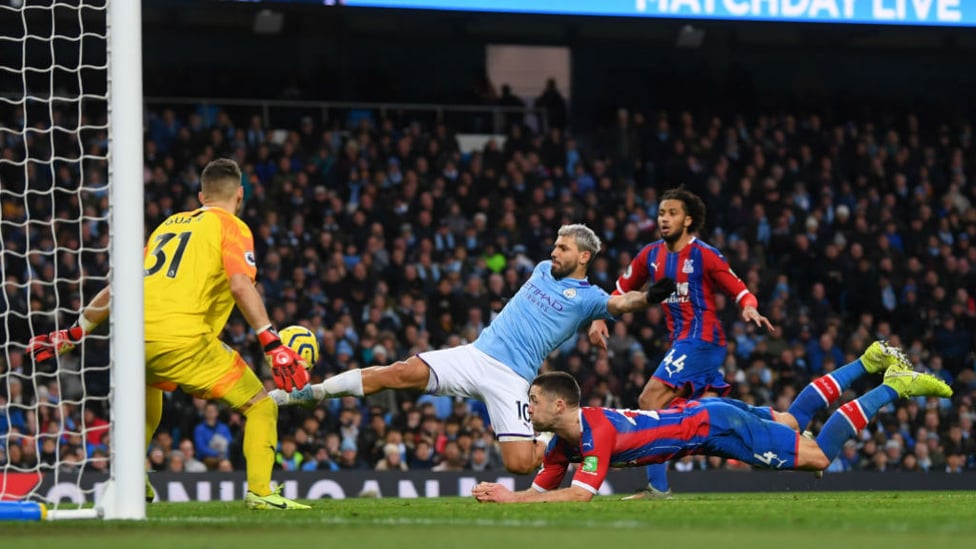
[1,0,109,510]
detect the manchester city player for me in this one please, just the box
[271,224,675,474]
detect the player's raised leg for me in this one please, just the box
[270,355,431,405]
[787,341,908,432]
[813,363,952,466]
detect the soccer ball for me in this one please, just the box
[279,325,319,369]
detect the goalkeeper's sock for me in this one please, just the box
[145,387,164,449]
[243,396,278,497]
[319,368,364,398]
[644,462,670,492]
[816,384,896,461]
[788,358,867,431]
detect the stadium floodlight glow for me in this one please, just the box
[328,0,976,27]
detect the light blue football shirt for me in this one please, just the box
[473,260,614,382]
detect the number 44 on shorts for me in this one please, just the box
[661,348,687,378]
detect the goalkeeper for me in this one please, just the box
[27,159,311,510]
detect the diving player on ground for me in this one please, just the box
[473,344,951,503]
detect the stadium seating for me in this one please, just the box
[2,103,973,475]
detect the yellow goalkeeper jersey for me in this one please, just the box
[143,206,257,341]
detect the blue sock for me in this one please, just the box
[816,385,897,461]
[829,358,868,388]
[788,358,868,431]
[645,462,669,492]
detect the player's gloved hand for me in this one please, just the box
[646,277,677,303]
[26,324,87,362]
[258,327,310,392]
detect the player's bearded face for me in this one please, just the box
[550,256,576,279]
[658,199,690,244]
[659,214,689,245]
[550,236,580,279]
[661,221,686,244]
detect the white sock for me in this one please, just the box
[319,369,364,398]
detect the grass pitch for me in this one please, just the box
[5,492,976,549]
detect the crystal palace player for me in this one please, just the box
[589,187,774,498]
[472,349,952,504]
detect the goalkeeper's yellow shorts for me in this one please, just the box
[145,337,264,409]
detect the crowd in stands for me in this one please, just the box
[1,86,975,477]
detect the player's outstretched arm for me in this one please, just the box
[26,285,111,362]
[229,273,309,391]
[607,291,644,316]
[607,278,676,317]
[708,253,775,332]
[472,482,593,503]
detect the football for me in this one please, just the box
[279,325,319,369]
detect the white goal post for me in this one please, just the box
[105,0,145,521]
[0,0,143,521]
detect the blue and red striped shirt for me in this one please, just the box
[532,403,711,494]
[614,237,754,346]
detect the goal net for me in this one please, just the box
[0,0,143,520]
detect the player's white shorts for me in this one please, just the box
[418,344,533,442]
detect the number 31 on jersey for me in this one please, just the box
[145,231,192,278]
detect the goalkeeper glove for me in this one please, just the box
[26,323,88,363]
[258,326,310,392]
[646,277,677,304]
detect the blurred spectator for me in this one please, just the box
[168,450,189,472]
[375,443,409,471]
[408,438,437,470]
[432,440,465,472]
[178,438,208,472]
[468,440,493,471]
[825,440,860,472]
[497,84,525,130]
[336,438,369,470]
[302,445,340,471]
[534,78,567,130]
[193,402,232,469]
[274,435,303,471]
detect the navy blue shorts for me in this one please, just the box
[698,399,799,470]
[652,339,730,398]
